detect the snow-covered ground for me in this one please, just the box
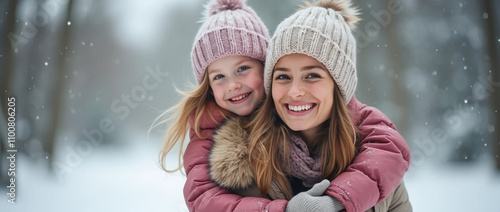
[405,155,500,212]
[1,141,499,211]
[1,142,189,212]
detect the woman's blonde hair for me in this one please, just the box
[248,83,357,199]
[157,73,226,172]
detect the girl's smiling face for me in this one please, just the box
[272,53,335,138]
[207,55,265,116]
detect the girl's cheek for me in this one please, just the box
[253,72,264,87]
[212,86,224,99]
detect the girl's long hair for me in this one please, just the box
[157,73,226,172]
[248,84,357,200]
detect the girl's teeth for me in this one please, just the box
[288,104,312,112]
[231,93,248,101]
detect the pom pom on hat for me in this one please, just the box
[301,0,361,30]
[207,0,245,16]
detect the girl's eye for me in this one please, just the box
[274,74,290,80]
[237,66,249,72]
[213,74,224,81]
[305,73,321,79]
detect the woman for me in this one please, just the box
[250,0,412,211]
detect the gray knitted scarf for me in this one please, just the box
[280,135,322,188]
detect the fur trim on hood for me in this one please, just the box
[209,116,254,190]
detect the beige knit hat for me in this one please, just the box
[264,0,360,104]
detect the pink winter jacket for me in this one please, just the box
[183,97,411,212]
[326,96,411,212]
[183,102,288,211]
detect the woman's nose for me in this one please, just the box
[288,80,304,98]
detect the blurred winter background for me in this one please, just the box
[0,0,499,211]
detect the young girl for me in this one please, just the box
[158,0,269,172]
[208,0,412,211]
[160,0,410,211]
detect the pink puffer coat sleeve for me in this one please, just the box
[183,103,288,212]
[325,96,411,212]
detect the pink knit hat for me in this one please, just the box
[191,0,270,84]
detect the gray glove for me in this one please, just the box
[285,179,345,212]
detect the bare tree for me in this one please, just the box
[385,9,410,137]
[45,0,74,167]
[0,0,18,185]
[482,0,500,171]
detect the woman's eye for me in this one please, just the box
[237,66,249,72]
[274,74,290,80]
[305,73,321,79]
[213,74,224,80]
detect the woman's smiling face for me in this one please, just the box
[272,53,335,137]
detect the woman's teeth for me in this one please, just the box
[288,104,313,112]
[231,93,249,101]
